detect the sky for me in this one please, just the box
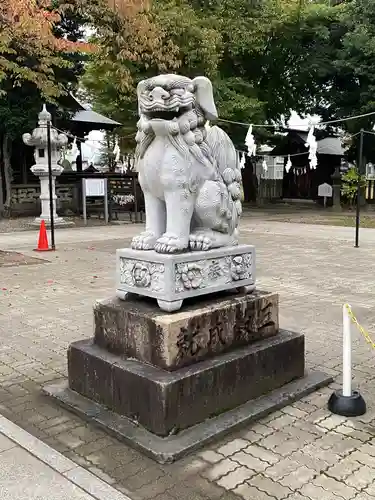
[287,110,319,131]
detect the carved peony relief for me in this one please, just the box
[120,258,164,291]
[174,254,253,292]
[175,263,203,291]
[230,254,252,281]
[175,258,232,292]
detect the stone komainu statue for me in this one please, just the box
[132,74,243,254]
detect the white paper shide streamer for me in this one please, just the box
[262,159,268,173]
[70,137,79,161]
[286,155,292,173]
[305,124,318,170]
[113,138,121,163]
[245,124,256,157]
[239,152,246,170]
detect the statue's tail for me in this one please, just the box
[205,126,243,233]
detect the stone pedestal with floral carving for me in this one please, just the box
[116,245,256,312]
[46,73,332,464]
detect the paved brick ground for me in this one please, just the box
[1,219,375,500]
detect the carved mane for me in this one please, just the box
[135,74,242,225]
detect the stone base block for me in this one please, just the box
[94,290,279,371]
[31,217,74,227]
[67,330,305,437]
[116,244,255,312]
[45,370,332,464]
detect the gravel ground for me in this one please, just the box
[1,203,375,233]
[0,216,134,233]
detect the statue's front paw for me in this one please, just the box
[154,233,188,254]
[131,231,157,250]
[189,232,212,251]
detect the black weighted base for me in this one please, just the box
[328,390,366,417]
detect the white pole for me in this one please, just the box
[342,304,352,397]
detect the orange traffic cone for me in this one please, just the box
[34,220,51,252]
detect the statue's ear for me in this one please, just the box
[137,80,147,115]
[192,76,218,120]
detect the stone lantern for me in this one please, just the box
[22,105,69,226]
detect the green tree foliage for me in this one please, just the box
[276,0,375,159]
[81,0,304,147]
[81,0,219,142]
[0,0,91,215]
[341,166,366,206]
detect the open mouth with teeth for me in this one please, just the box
[144,109,183,120]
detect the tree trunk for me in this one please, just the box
[2,133,12,218]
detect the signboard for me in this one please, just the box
[82,178,108,225]
[366,163,375,180]
[318,183,332,208]
[318,183,333,198]
[84,178,106,197]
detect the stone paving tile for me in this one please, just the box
[2,221,375,500]
[325,456,362,481]
[358,442,375,457]
[295,442,342,467]
[272,437,303,457]
[202,458,239,481]
[55,431,85,450]
[279,465,316,490]
[344,464,374,490]
[355,493,375,500]
[350,450,375,468]
[255,431,292,452]
[192,477,226,499]
[198,450,224,464]
[87,466,116,485]
[364,482,375,498]
[334,423,373,442]
[263,458,301,481]
[280,405,308,419]
[234,483,275,500]
[286,495,311,500]
[315,432,363,457]
[243,444,280,465]
[313,474,358,500]
[216,466,255,490]
[151,492,176,500]
[231,450,268,472]
[265,414,297,430]
[247,423,274,437]
[74,436,116,457]
[248,474,293,499]
[118,466,165,491]
[317,414,350,432]
[132,476,178,500]
[166,457,209,480]
[0,433,16,452]
[216,438,249,457]
[300,483,338,500]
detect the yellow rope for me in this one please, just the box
[344,303,375,349]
